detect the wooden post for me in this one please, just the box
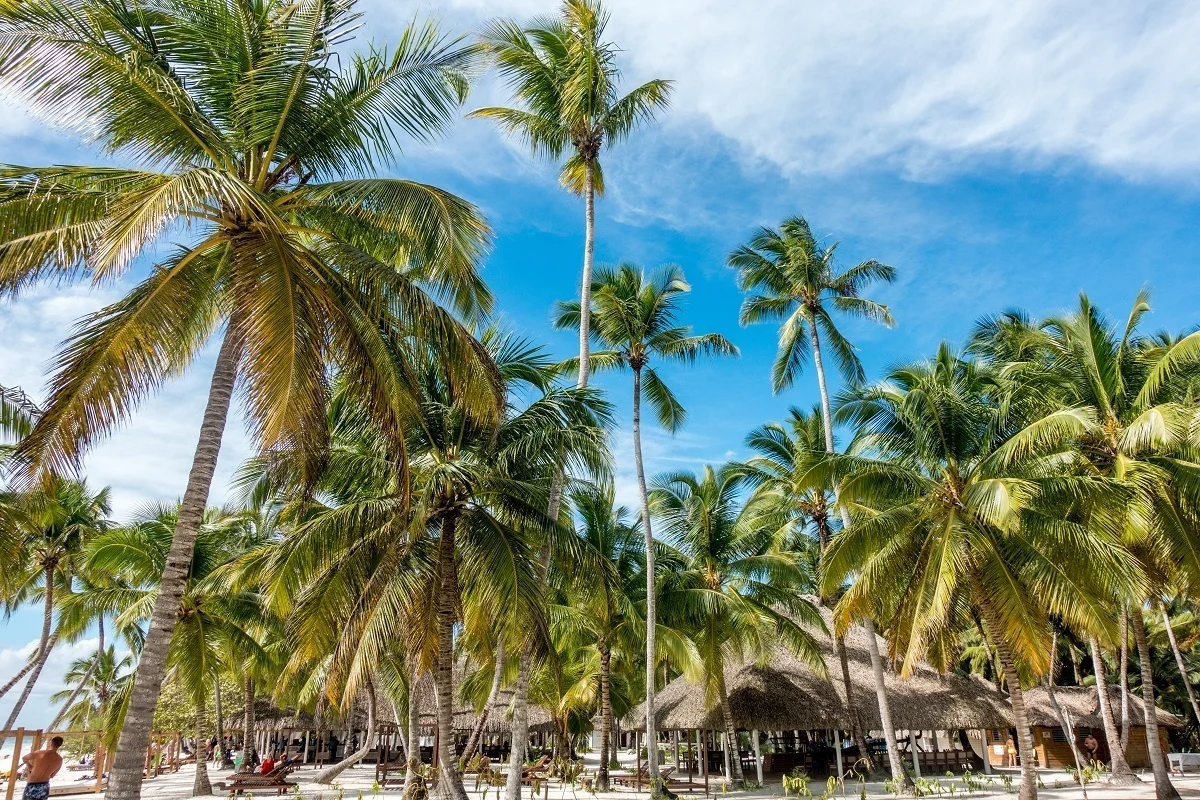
[673,730,680,770]
[980,730,992,775]
[908,731,921,778]
[702,730,709,796]
[687,729,694,786]
[635,731,642,791]
[93,743,106,794]
[721,731,731,780]
[6,729,26,800]
[752,729,762,784]
[833,729,843,777]
[302,730,310,764]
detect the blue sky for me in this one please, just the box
[3,0,1200,727]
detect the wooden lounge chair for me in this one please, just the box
[519,755,552,785]
[612,765,676,788]
[215,763,299,796]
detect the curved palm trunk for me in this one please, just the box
[2,564,58,740]
[432,515,467,800]
[504,472,565,800]
[631,366,661,791]
[1087,636,1138,783]
[1120,608,1131,753]
[404,663,422,797]
[834,636,876,776]
[577,161,596,389]
[241,678,255,772]
[107,329,240,800]
[811,325,906,788]
[315,682,377,784]
[1044,633,1086,767]
[461,638,505,765]
[0,564,55,706]
[49,659,98,732]
[598,642,613,791]
[971,576,1037,800]
[1131,607,1181,800]
[716,667,744,787]
[194,698,212,796]
[1158,600,1200,727]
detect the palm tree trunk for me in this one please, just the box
[2,564,57,735]
[432,514,468,800]
[834,636,876,776]
[461,638,505,764]
[213,679,225,755]
[971,575,1037,800]
[1120,607,1132,753]
[1087,636,1138,784]
[1158,599,1200,727]
[1044,632,1086,767]
[194,698,212,796]
[49,657,98,732]
[631,366,661,790]
[577,161,596,389]
[598,642,613,791]
[404,662,422,797]
[1131,606,1181,800]
[810,325,907,788]
[241,677,255,772]
[0,564,55,704]
[315,680,377,784]
[716,668,744,787]
[106,329,240,800]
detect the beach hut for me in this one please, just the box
[628,607,1013,785]
[1014,685,1182,770]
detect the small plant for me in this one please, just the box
[783,769,811,797]
[1001,774,1013,794]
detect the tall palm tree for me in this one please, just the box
[0,478,110,739]
[48,644,133,731]
[556,263,737,789]
[0,2,497,796]
[726,215,903,780]
[552,483,657,790]
[653,465,826,788]
[821,345,1144,800]
[734,407,878,773]
[473,0,672,389]
[970,293,1200,800]
[86,503,272,796]
[248,331,613,800]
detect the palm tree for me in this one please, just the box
[556,263,736,789]
[0,2,497,796]
[653,465,825,788]
[249,331,613,800]
[726,215,903,781]
[48,644,133,731]
[734,407,879,773]
[86,503,272,796]
[0,478,110,739]
[473,0,673,389]
[821,345,1143,800]
[552,483,654,790]
[971,293,1200,799]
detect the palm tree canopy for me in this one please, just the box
[472,0,673,194]
[821,344,1145,675]
[728,215,896,392]
[653,464,827,703]
[0,0,499,480]
[554,263,738,431]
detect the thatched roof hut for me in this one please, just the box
[629,606,1012,732]
[1020,685,1183,730]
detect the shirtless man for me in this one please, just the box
[20,736,64,800]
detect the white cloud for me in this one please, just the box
[0,285,251,519]
[0,636,106,730]
[386,0,1200,182]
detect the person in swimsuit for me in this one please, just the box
[21,736,64,800]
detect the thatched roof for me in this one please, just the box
[1020,686,1183,730]
[629,606,1012,732]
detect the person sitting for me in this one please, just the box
[259,753,277,775]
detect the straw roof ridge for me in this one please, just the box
[1020,685,1183,730]
[628,606,1013,732]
